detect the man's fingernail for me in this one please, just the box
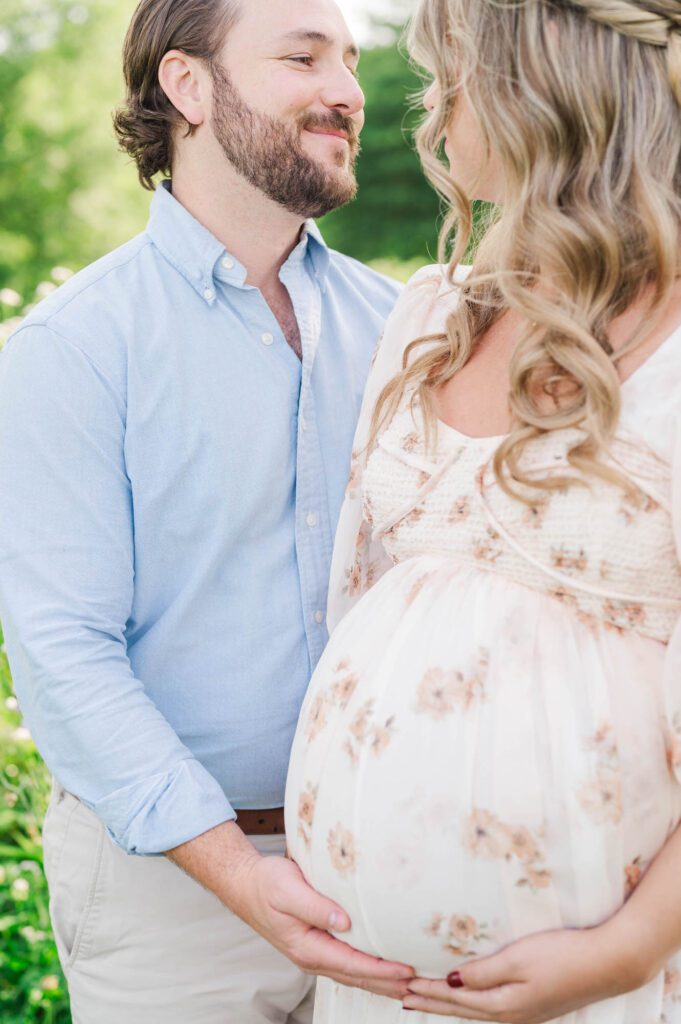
[447,971,464,988]
[328,912,339,928]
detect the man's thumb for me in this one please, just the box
[285,871,351,932]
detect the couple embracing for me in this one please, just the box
[3,0,681,1022]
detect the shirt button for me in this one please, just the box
[203,287,215,301]
[221,257,234,270]
[314,610,324,625]
[306,512,318,528]
[261,332,274,346]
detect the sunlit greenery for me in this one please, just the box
[0,622,70,1023]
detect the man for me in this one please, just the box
[0,1,412,1020]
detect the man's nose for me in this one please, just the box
[320,66,365,122]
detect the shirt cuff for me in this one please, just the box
[84,758,237,855]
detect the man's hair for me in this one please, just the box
[113,0,240,190]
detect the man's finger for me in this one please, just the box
[272,866,351,932]
[300,928,415,981]
[328,973,413,1000]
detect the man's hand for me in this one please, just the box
[168,820,415,1000]
[401,918,645,1020]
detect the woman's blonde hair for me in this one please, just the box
[369,0,681,499]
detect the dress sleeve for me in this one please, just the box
[662,399,681,785]
[327,265,448,633]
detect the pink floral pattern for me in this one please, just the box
[550,546,588,574]
[602,599,646,634]
[624,855,646,898]
[297,784,318,851]
[415,650,489,718]
[579,724,622,826]
[462,809,552,890]
[448,497,471,524]
[304,660,361,743]
[619,490,660,525]
[343,698,397,765]
[424,911,492,957]
[327,824,358,876]
[665,966,681,1001]
[472,526,503,564]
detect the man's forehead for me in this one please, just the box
[236,0,359,57]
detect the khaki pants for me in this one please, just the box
[42,782,315,1024]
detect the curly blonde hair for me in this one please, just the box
[369,0,681,499]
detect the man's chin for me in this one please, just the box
[293,162,358,217]
[293,185,357,220]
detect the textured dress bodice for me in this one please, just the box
[362,399,681,644]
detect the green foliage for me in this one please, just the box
[321,41,442,263]
[0,0,147,301]
[0,627,71,1023]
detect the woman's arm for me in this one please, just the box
[403,822,681,1020]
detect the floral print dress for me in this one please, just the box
[284,266,681,1024]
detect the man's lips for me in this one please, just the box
[305,126,350,142]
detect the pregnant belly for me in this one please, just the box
[285,557,678,976]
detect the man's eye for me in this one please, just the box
[289,55,314,66]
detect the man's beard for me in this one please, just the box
[210,64,360,219]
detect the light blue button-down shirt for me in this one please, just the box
[0,183,400,854]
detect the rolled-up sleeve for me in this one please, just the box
[0,324,235,854]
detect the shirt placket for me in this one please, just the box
[281,258,333,669]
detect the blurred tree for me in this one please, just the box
[0,0,146,302]
[320,27,442,264]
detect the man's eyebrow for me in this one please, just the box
[281,29,359,60]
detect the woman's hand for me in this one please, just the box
[403,918,652,1021]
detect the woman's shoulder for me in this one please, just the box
[403,262,473,293]
[382,262,471,339]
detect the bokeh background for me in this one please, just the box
[0,1,444,1020]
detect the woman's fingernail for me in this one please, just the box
[447,971,464,988]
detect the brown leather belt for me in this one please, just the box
[236,807,285,836]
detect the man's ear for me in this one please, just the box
[158,49,208,127]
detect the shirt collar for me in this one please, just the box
[146,181,331,305]
[300,219,331,292]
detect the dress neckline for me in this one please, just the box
[434,320,681,447]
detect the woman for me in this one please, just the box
[285,0,681,1020]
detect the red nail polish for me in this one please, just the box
[447,971,464,988]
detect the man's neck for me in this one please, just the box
[171,157,307,293]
